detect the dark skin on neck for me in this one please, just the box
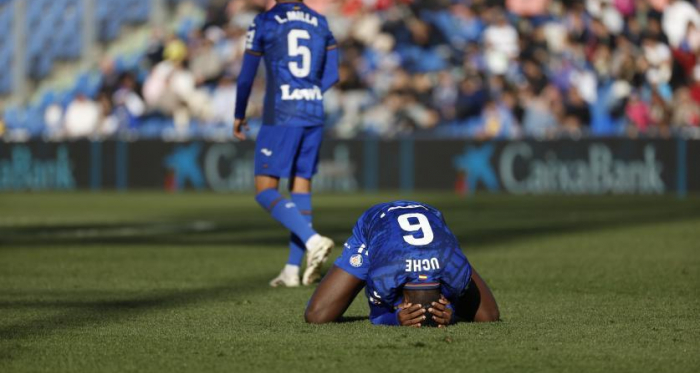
[305,265,500,327]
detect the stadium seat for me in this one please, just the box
[3,107,23,129]
[2,0,155,84]
[0,0,14,94]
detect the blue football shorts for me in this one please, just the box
[254,125,324,179]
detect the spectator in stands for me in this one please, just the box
[113,73,146,132]
[143,38,212,133]
[477,99,518,139]
[662,0,700,48]
[64,94,101,138]
[587,0,625,35]
[444,3,484,48]
[456,74,488,121]
[44,104,63,138]
[642,33,673,85]
[483,8,519,75]
[507,0,551,18]
[649,0,670,13]
[649,88,673,136]
[98,58,121,98]
[432,71,458,121]
[522,85,561,138]
[211,74,237,125]
[0,112,5,138]
[13,0,700,141]
[145,29,166,68]
[97,92,119,137]
[671,87,700,128]
[190,30,225,86]
[563,87,592,133]
[143,38,185,112]
[625,91,653,134]
[690,66,700,104]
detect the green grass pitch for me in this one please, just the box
[1,193,698,372]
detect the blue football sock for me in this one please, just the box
[288,193,313,266]
[289,235,306,266]
[256,189,317,244]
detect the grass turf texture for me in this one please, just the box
[0,193,698,373]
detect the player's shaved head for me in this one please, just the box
[402,285,442,327]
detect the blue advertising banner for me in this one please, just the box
[0,139,696,195]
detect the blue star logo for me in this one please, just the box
[453,144,500,194]
[164,143,205,190]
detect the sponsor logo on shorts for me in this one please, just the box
[261,149,273,157]
[350,254,363,268]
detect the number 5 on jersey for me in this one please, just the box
[397,213,434,246]
[288,29,311,78]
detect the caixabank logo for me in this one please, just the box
[499,143,665,195]
[0,145,76,191]
[453,143,500,194]
[453,142,667,195]
[162,143,358,192]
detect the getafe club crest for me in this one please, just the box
[350,254,363,268]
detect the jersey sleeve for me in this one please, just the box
[369,303,399,326]
[334,214,370,280]
[245,15,265,55]
[326,27,337,50]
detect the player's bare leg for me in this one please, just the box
[288,177,311,193]
[255,175,280,192]
[290,177,335,286]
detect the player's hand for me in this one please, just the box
[233,118,249,141]
[428,297,453,328]
[397,303,427,328]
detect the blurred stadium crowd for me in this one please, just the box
[2,0,700,140]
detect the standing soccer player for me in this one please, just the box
[233,0,340,287]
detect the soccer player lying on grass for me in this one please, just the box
[305,201,500,327]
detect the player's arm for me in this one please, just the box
[320,28,339,92]
[452,267,500,323]
[371,297,448,328]
[370,302,428,327]
[305,265,365,324]
[234,17,265,140]
[233,53,262,140]
[306,218,369,324]
[320,47,339,93]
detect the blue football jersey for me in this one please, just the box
[335,201,473,316]
[246,1,337,127]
